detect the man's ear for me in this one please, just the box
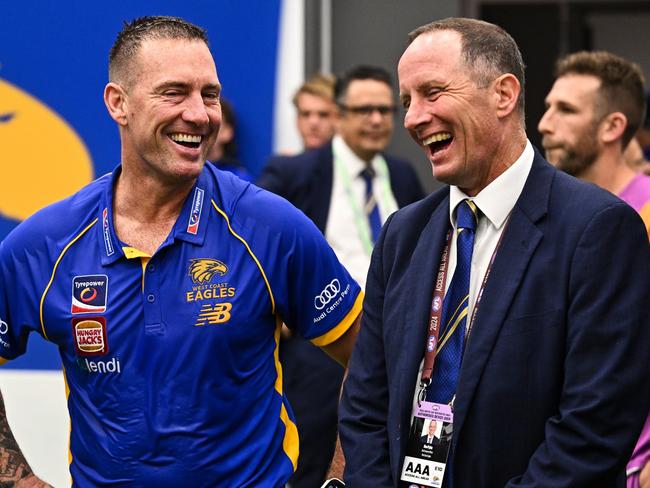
[599,112,627,145]
[104,82,128,126]
[493,73,521,119]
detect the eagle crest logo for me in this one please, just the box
[188,258,228,284]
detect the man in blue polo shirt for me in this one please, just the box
[0,16,362,487]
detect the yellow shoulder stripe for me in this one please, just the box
[311,290,364,347]
[40,218,98,340]
[211,200,276,314]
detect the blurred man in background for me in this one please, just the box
[538,50,650,237]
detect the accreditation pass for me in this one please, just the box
[400,401,453,487]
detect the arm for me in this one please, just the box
[641,462,650,488]
[508,204,650,486]
[0,390,51,488]
[322,312,361,368]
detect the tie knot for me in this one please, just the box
[456,200,478,231]
[360,166,376,182]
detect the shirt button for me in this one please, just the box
[147,294,155,303]
[147,264,155,272]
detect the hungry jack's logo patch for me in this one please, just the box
[72,275,108,313]
[72,317,108,356]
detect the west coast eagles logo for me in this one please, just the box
[188,258,228,284]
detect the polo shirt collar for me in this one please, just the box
[98,165,213,266]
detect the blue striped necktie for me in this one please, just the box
[427,199,478,405]
[360,166,382,243]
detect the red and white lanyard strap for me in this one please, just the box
[419,218,509,403]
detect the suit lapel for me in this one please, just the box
[452,152,554,440]
[310,143,334,232]
[395,194,451,466]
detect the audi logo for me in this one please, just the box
[314,279,341,310]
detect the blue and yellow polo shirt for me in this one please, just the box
[0,164,362,487]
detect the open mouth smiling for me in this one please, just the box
[169,132,202,149]
[423,132,452,155]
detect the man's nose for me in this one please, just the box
[404,99,430,132]
[538,109,553,134]
[182,93,210,125]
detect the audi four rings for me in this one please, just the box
[314,279,341,310]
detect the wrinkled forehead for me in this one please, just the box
[130,38,219,87]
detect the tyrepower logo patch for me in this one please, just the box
[72,317,108,356]
[72,275,108,314]
[102,208,114,256]
[186,187,205,235]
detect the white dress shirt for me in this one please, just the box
[410,140,534,412]
[447,140,534,325]
[325,135,398,288]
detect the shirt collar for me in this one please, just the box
[332,134,384,177]
[98,165,213,265]
[449,140,534,230]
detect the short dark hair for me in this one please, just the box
[109,16,209,86]
[334,65,393,105]
[555,51,646,147]
[408,18,526,118]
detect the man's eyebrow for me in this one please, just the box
[154,81,222,92]
[154,81,189,91]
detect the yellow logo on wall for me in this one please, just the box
[0,79,93,221]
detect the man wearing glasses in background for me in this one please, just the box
[258,65,424,487]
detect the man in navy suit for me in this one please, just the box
[339,18,650,488]
[258,66,424,487]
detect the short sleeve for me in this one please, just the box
[0,239,33,360]
[281,216,363,345]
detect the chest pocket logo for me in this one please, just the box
[188,258,228,284]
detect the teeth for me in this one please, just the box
[422,132,452,146]
[170,133,202,144]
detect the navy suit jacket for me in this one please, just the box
[257,142,425,232]
[339,151,650,487]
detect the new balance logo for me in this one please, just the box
[195,303,233,326]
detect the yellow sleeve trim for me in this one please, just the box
[311,290,363,347]
[0,357,9,366]
[122,246,151,259]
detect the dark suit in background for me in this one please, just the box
[259,64,425,488]
[258,143,424,232]
[258,141,424,487]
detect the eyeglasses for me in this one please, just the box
[339,104,396,117]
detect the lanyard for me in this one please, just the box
[419,216,509,401]
[332,152,395,255]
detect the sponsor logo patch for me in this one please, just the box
[186,187,205,235]
[72,275,108,313]
[102,208,114,256]
[314,279,341,310]
[72,317,109,356]
[188,258,228,284]
[0,316,10,348]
